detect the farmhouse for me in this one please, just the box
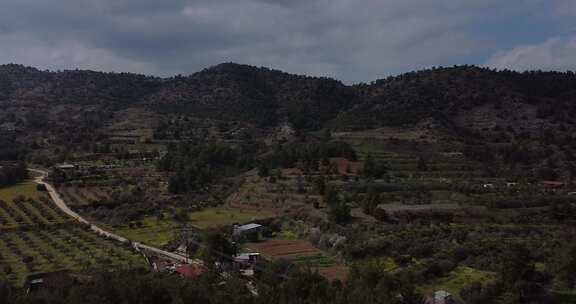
[234,253,260,277]
[234,252,260,265]
[175,264,204,279]
[327,157,365,176]
[425,290,454,304]
[152,258,177,273]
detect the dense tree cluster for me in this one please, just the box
[265,141,357,170]
[336,66,576,130]
[158,143,254,194]
[0,64,160,106]
[0,162,27,187]
[0,260,430,304]
[363,154,388,179]
[2,64,576,137]
[324,188,351,224]
[0,137,27,161]
[145,63,356,129]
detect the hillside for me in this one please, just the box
[143,63,355,129]
[333,67,576,135]
[0,64,160,106]
[1,63,576,136]
[3,63,576,303]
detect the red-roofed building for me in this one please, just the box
[542,181,565,189]
[327,158,365,176]
[175,264,204,279]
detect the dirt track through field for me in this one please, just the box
[28,169,197,265]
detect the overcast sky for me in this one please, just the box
[1,0,575,83]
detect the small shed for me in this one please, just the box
[234,253,260,265]
[233,223,263,235]
[234,253,260,277]
[233,223,264,241]
[56,164,76,170]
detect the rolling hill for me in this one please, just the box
[1,63,576,137]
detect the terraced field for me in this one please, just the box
[247,239,349,281]
[58,186,112,206]
[345,137,485,180]
[0,181,146,286]
[189,207,276,229]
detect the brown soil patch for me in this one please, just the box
[317,266,350,282]
[247,239,349,281]
[248,240,321,258]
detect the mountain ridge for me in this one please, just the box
[1,62,576,134]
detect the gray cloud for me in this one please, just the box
[485,36,576,72]
[0,33,158,74]
[0,0,571,82]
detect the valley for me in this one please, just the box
[1,63,576,303]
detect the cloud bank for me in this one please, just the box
[486,36,576,72]
[0,0,573,82]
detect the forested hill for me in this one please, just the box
[143,63,355,129]
[333,66,576,132]
[0,64,160,106]
[1,63,576,133]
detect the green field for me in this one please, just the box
[375,257,401,273]
[105,216,178,247]
[189,207,274,229]
[419,266,497,301]
[0,226,146,286]
[0,181,45,202]
[292,254,336,267]
[0,180,147,286]
[0,182,70,230]
[105,207,275,246]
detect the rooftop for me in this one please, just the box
[175,264,204,279]
[57,164,75,169]
[235,223,263,233]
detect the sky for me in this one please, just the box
[1,0,575,83]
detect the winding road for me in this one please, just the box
[29,168,195,264]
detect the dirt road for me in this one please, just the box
[29,168,196,264]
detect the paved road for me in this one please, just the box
[29,168,196,264]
